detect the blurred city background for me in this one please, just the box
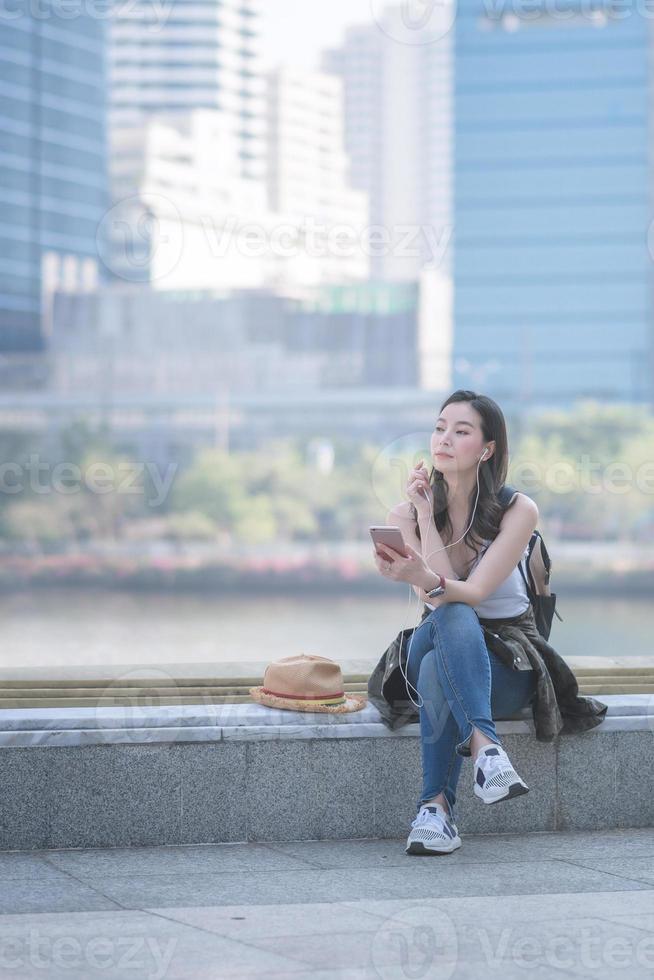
[1,0,653,671]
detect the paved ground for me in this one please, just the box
[1,828,654,979]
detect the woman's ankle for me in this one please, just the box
[423,794,450,814]
[470,730,501,760]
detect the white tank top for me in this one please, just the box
[425,539,531,619]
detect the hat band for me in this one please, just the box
[262,687,346,706]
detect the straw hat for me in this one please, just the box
[249,654,366,714]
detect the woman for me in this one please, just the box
[370,389,607,856]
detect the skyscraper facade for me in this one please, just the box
[323,7,453,282]
[266,65,370,284]
[0,10,108,351]
[110,0,266,182]
[454,2,653,406]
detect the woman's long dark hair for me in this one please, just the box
[411,389,510,575]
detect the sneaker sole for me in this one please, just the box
[406,838,462,856]
[474,780,529,805]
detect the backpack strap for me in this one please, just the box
[503,496,564,624]
[497,484,519,510]
[518,533,539,596]
[536,532,552,586]
[499,484,542,594]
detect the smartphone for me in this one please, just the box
[369,525,410,560]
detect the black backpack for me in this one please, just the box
[497,484,563,641]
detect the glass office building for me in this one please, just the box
[0,10,108,351]
[454,2,653,406]
[110,0,265,183]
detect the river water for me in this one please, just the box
[0,589,652,673]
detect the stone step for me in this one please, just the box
[0,685,364,699]
[1,668,654,707]
[3,666,654,691]
[577,683,654,694]
[0,696,250,708]
[0,686,652,708]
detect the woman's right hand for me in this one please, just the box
[406,459,434,516]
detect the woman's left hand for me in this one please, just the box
[373,543,433,589]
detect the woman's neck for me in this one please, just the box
[443,471,480,514]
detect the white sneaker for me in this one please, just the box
[473,744,529,804]
[406,803,462,856]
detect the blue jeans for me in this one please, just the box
[404,602,537,825]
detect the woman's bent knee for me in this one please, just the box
[430,602,480,631]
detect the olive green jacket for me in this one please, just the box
[367,603,608,739]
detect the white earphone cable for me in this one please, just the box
[398,450,488,710]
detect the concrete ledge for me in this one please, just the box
[0,694,651,746]
[0,696,652,850]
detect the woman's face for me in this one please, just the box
[430,404,491,473]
